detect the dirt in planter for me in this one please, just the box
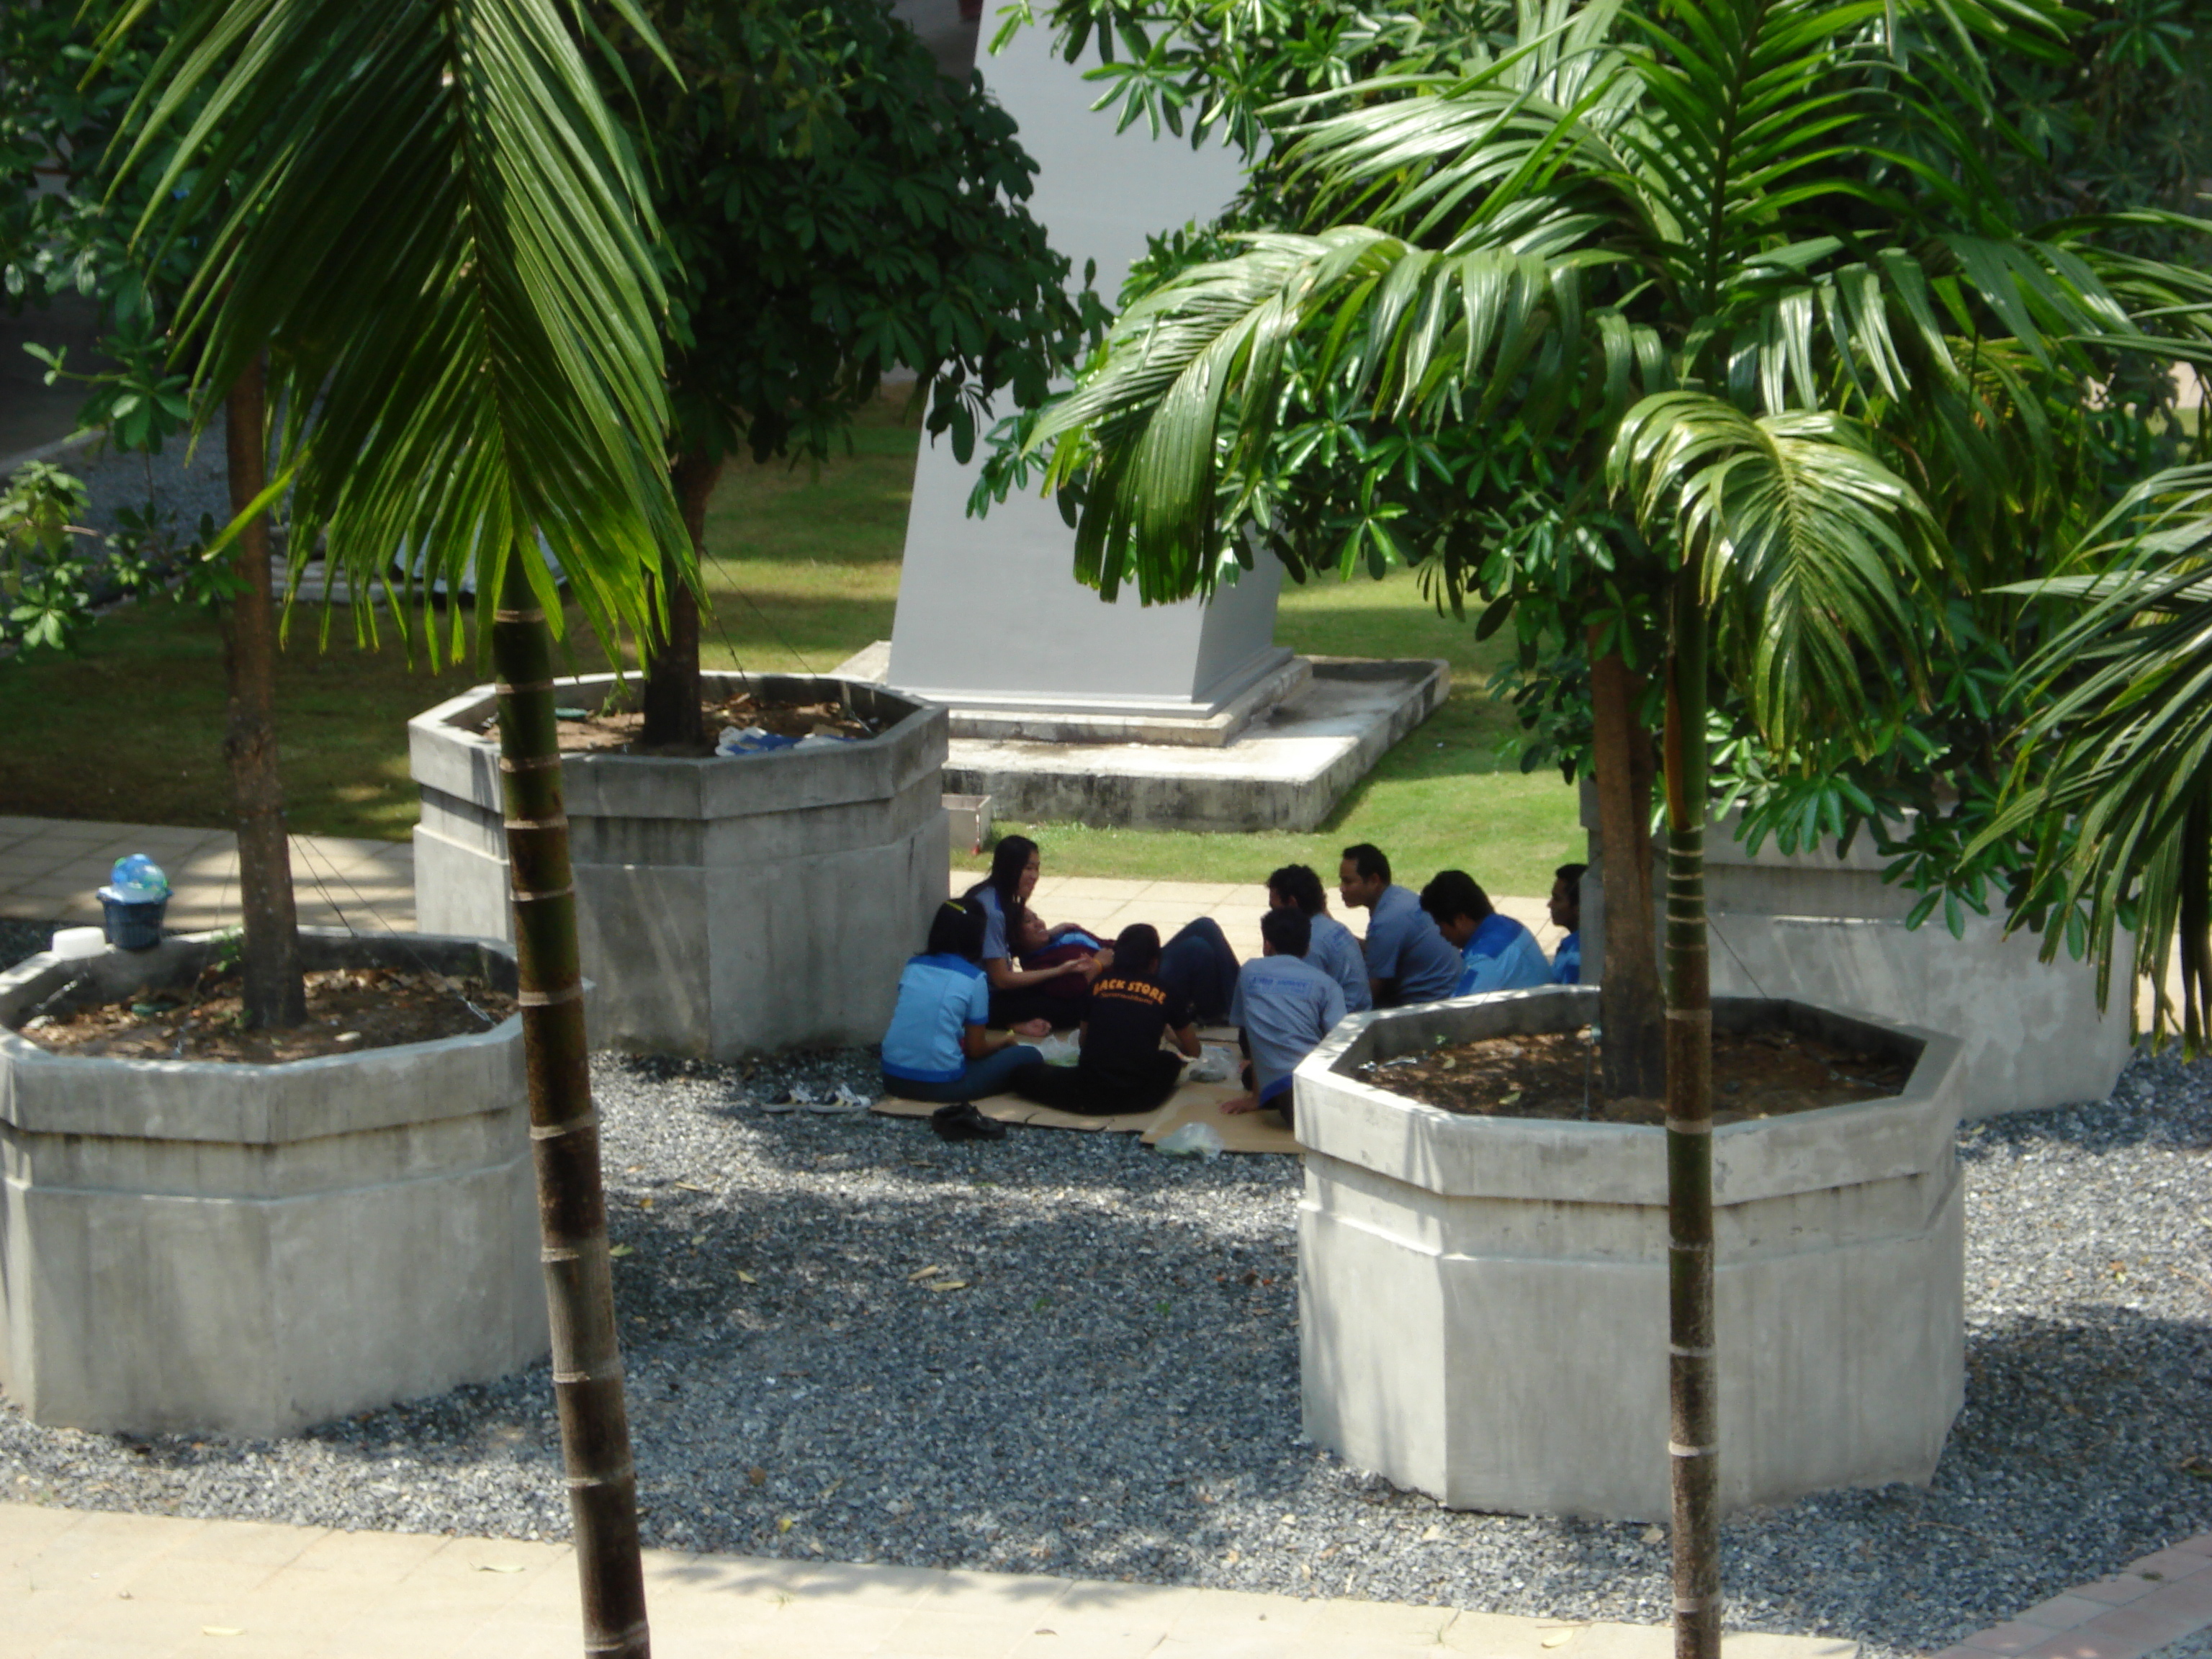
[14,964,515,1064]
[1354,1027,1913,1126]
[506,690,882,757]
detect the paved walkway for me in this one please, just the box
[0,817,414,936]
[0,816,1564,970]
[1933,1535,2212,1659]
[1,1501,1849,1659]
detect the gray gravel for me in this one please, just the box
[1,1043,2208,1659]
[30,418,236,572]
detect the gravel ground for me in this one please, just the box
[1,1043,2207,1658]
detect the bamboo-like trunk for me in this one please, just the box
[1662,577,1718,1659]
[1589,634,1664,1098]
[637,448,720,750]
[220,356,305,1029]
[490,557,651,1659]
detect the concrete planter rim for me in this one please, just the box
[410,668,940,771]
[0,926,517,1078]
[1300,982,1961,1138]
[1294,984,1967,1208]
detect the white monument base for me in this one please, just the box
[838,646,1447,830]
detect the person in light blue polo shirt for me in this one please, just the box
[1265,863,1371,1014]
[1338,842,1462,1006]
[881,899,1051,1105]
[1223,907,1347,1127]
[1419,870,1553,995]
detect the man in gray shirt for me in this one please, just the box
[1223,907,1348,1126]
[1265,863,1372,1013]
[1339,842,1462,1007]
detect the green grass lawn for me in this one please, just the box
[0,395,1581,896]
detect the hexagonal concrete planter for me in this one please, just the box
[0,928,547,1439]
[1295,985,1965,1520]
[410,671,950,1058]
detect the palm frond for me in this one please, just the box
[109,0,683,658]
[1030,228,1591,601]
[1973,464,2212,1030]
[1609,392,1941,752]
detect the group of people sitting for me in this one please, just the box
[878,835,1586,1138]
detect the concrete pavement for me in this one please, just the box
[0,814,1566,971]
[1,1501,1856,1659]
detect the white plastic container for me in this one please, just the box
[49,927,107,961]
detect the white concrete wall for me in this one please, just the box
[1295,986,1966,1520]
[1579,787,2133,1118]
[886,19,1287,716]
[412,673,950,1058]
[0,932,547,1439]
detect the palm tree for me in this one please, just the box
[1011,0,2210,1647]
[107,2,685,1653]
[1976,464,2212,1046]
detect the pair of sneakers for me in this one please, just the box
[929,1102,1005,1142]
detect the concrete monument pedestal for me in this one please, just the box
[411,671,948,1058]
[1295,985,1965,1520]
[0,929,546,1438]
[877,25,1452,826]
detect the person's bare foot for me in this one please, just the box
[1220,1093,1261,1115]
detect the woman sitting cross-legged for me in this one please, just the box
[963,835,1102,1028]
[1012,924,1202,1117]
[880,899,1052,1110]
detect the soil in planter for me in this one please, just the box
[521,690,882,757]
[1356,1028,1912,1125]
[15,964,515,1063]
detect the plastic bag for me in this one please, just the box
[1033,1033,1082,1067]
[715,725,801,757]
[108,853,171,902]
[1156,1122,1224,1160]
[1184,1044,1235,1084]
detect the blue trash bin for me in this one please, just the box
[97,886,168,950]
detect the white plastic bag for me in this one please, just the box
[1184,1044,1235,1083]
[1156,1122,1225,1160]
[1033,1033,1082,1067]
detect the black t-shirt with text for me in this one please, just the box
[1080,974,1191,1090]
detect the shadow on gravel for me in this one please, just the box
[4,1050,2209,1659]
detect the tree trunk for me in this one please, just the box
[221,356,305,1029]
[491,557,651,1659]
[1661,577,1718,1659]
[638,448,721,750]
[1589,633,1665,1097]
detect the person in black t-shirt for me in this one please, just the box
[1013,924,1202,1115]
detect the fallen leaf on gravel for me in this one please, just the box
[608,1244,634,1259]
[736,1270,759,1285]
[927,1280,969,1292]
[777,1516,795,1533]
[673,1180,711,1192]
[1421,1525,1444,1541]
[747,1467,768,1485]
[907,1265,944,1282]
[1642,1524,1665,1544]
[476,1564,526,1574]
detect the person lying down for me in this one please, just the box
[1011,924,1203,1116]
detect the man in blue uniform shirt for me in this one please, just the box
[1337,843,1462,1007]
[1264,863,1372,1013]
[1419,870,1553,995]
[1223,907,1347,1126]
